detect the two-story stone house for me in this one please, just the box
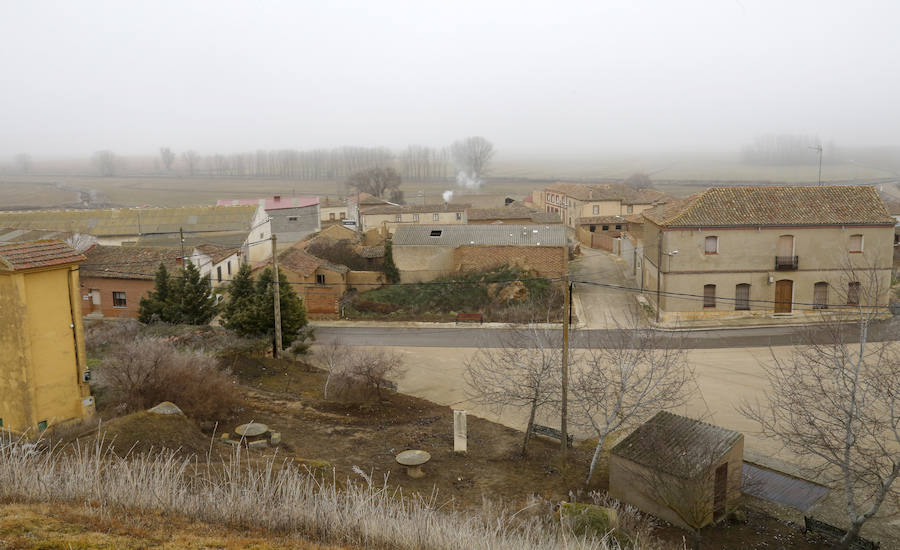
[359,204,468,234]
[532,182,669,228]
[637,186,895,325]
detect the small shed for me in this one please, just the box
[609,411,743,530]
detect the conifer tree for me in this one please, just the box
[221,263,261,335]
[255,267,310,348]
[138,263,171,323]
[165,262,217,324]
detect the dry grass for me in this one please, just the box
[0,435,654,550]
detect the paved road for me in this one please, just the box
[569,247,637,329]
[312,318,900,349]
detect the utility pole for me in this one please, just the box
[179,227,185,261]
[271,234,283,358]
[810,144,823,186]
[656,230,662,323]
[561,277,572,454]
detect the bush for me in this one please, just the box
[95,337,243,422]
[84,319,142,355]
[328,348,405,402]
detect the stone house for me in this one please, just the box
[79,245,182,319]
[0,241,94,434]
[217,195,320,245]
[320,197,349,225]
[466,206,561,225]
[360,204,468,234]
[391,224,568,283]
[188,244,241,289]
[609,411,744,530]
[532,182,670,228]
[254,245,350,315]
[635,186,895,325]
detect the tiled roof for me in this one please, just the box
[216,196,319,210]
[0,240,84,272]
[545,183,670,205]
[467,207,561,223]
[611,411,742,479]
[576,215,628,225]
[81,245,183,280]
[194,244,240,264]
[642,185,894,228]
[393,224,567,247]
[359,245,385,258]
[0,205,260,237]
[276,246,349,276]
[351,192,394,206]
[362,203,469,215]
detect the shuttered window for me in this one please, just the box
[703,284,716,308]
[735,284,750,310]
[705,236,718,254]
[814,282,828,309]
[849,234,863,253]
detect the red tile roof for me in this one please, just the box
[216,196,319,210]
[80,245,182,280]
[0,240,84,272]
[642,185,894,228]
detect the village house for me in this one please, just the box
[254,245,349,315]
[391,224,568,283]
[217,195,320,245]
[531,182,670,228]
[635,186,895,325]
[188,244,241,288]
[0,204,272,263]
[360,203,468,234]
[609,411,744,530]
[79,245,182,319]
[320,197,349,225]
[346,191,396,226]
[0,241,94,434]
[466,206,561,225]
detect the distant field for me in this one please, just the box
[1,150,898,209]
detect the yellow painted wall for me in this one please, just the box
[0,265,92,434]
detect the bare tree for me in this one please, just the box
[464,325,562,456]
[740,259,897,550]
[624,172,652,189]
[13,153,32,175]
[182,150,200,176]
[347,166,402,198]
[329,347,405,402]
[572,314,696,484]
[314,340,350,400]
[450,136,494,187]
[64,233,98,253]
[92,150,117,177]
[159,147,176,171]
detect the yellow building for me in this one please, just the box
[0,240,94,434]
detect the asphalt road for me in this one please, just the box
[312,318,900,349]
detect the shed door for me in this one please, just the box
[775,280,793,313]
[713,463,728,521]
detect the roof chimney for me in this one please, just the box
[274,195,281,201]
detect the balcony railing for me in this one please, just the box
[774,255,799,271]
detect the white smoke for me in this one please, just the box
[455,171,481,189]
[442,190,454,203]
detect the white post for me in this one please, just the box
[453,410,467,453]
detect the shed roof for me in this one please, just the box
[393,224,567,247]
[0,205,261,237]
[467,207,561,224]
[642,186,894,228]
[275,245,349,276]
[611,411,742,479]
[0,240,84,272]
[81,245,182,280]
[216,196,319,210]
[545,183,670,205]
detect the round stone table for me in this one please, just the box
[396,449,431,478]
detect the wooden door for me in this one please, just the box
[713,463,728,521]
[775,280,793,313]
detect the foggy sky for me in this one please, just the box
[1,0,899,158]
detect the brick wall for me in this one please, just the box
[451,246,568,278]
[79,276,153,319]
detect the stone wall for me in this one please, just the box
[452,245,568,278]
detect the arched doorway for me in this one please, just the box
[775,280,793,313]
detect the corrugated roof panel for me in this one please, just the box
[393,224,566,247]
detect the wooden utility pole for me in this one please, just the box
[271,234,283,358]
[561,277,572,453]
[179,227,185,261]
[656,230,662,323]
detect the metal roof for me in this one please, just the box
[392,224,567,247]
[216,196,319,210]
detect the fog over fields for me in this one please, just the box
[2,0,900,160]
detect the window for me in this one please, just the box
[847,281,860,305]
[260,232,264,239]
[288,216,298,221]
[703,284,716,308]
[849,234,863,253]
[615,224,622,230]
[429,230,442,237]
[705,236,718,254]
[777,235,794,257]
[602,225,609,231]
[316,274,326,285]
[113,291,127,308]
[329,212,336,220]
[433,213,439,221]
[814,282,828,309]
[412,214,419,221]
[735,283,750,310]
[589,225,596,233]
[456,212,462,220]
[37,420,47,432]
[216,266,222,283]
[340,212,346,219]
[627,205,633,214]
[395,215,402,222]
[227,261,231,275]
[593,205,599,215]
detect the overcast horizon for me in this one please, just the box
[2,1,899,158]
